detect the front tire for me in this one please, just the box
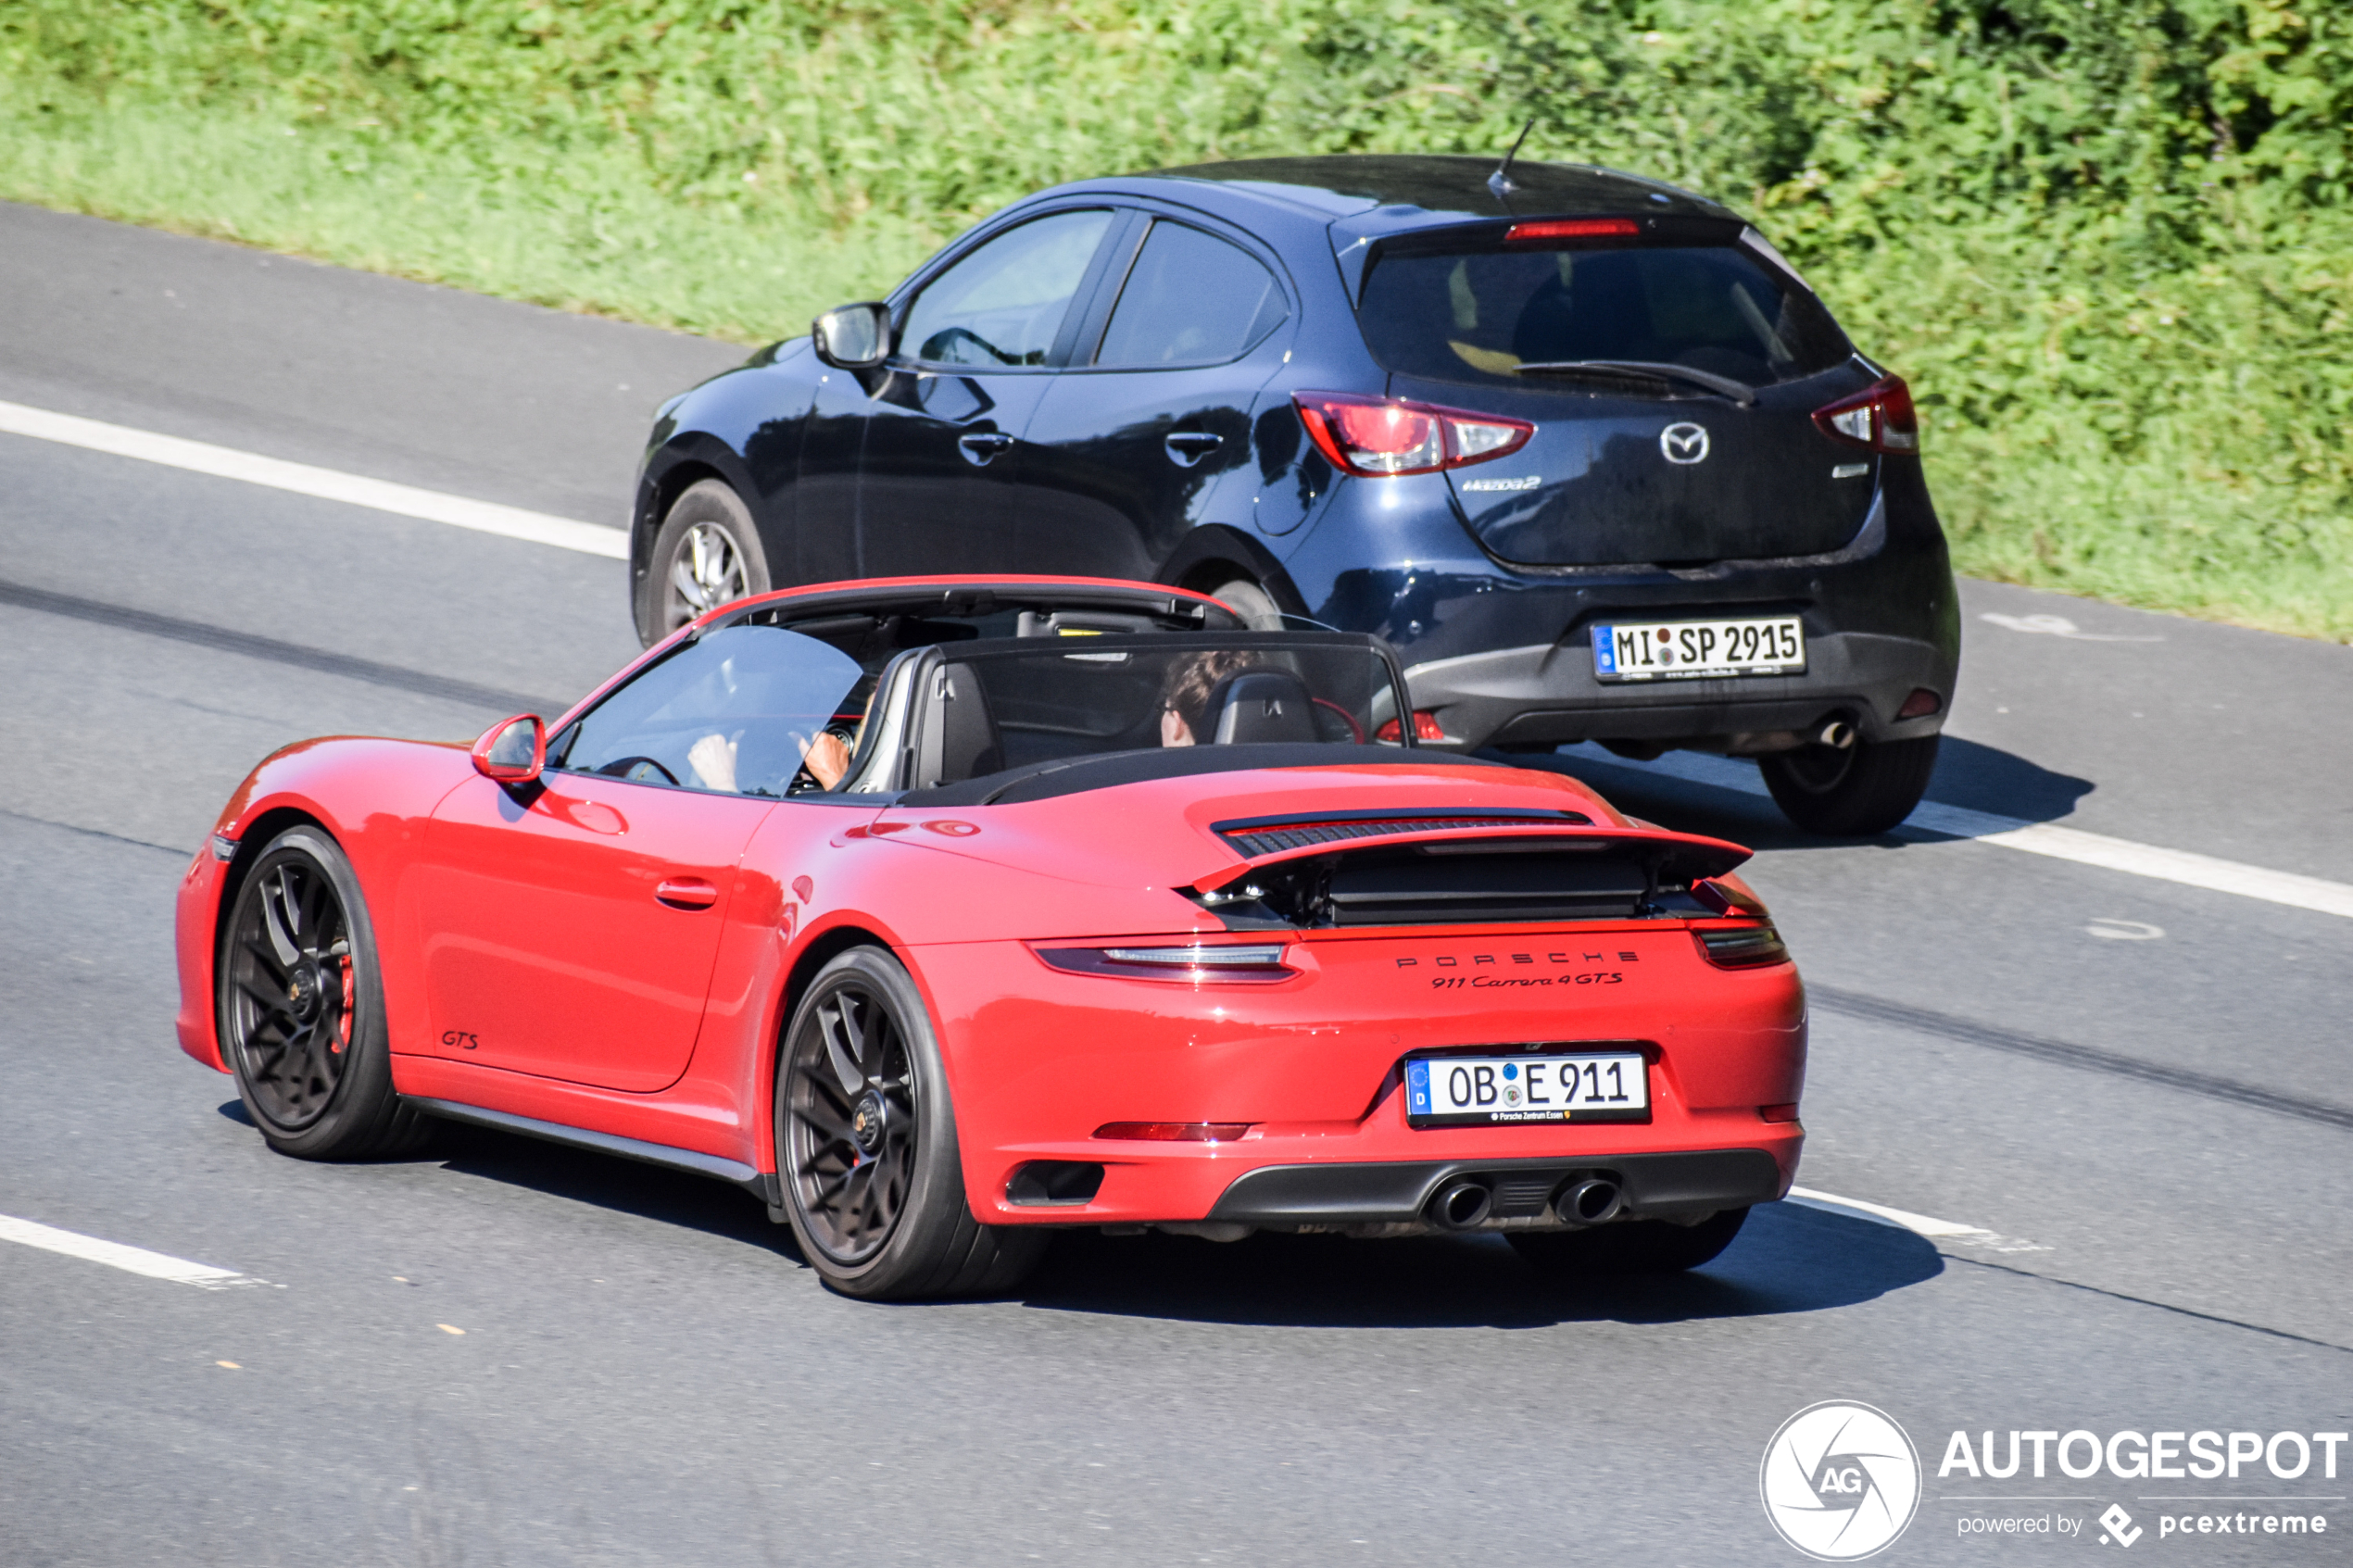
[775,947,1047,1300]
[637,479,773,646]
[217,826,429,1160]
[1758,734,1940,836]
[1508,1208,1750,1277]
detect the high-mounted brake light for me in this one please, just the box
[1812,374,1919,454]
[1294,392,1533,478]
[1506,217,1641,243]
[1032,943,1297,983]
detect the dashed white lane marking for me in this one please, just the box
[0,398,625,559]
[0,1213,274,1290]
[1784,1186,2049,1254]
[1569,746,2353,922]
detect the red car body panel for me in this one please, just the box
[178,575,1805,1227]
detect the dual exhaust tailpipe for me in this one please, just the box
[1426,1174,1624,1232]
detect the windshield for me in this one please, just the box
[906,632,1408,787]
[1357,240,1849,391]
[549,625,869,796]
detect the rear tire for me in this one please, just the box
[775,947,1048,1300]
[637,479,773,646]
[217,826,431,1160]
[1758,734,1940,836]
[1507,1208,1750,1277]
[1206,577,1284,631]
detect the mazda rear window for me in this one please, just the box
[1357,239,1849,390]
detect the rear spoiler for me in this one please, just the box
[1189,811,1751,929]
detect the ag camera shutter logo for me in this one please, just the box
[1761,1400,1922,1560]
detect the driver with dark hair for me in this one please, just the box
[1158,648,1263,747]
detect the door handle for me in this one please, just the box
[956,432,1014,466]
[654,877,720,910]
[1162,433,1223,470]
[1164,431,1223,467]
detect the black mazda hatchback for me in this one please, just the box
[630,155,1959,834]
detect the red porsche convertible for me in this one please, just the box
[176,576,1805,1299]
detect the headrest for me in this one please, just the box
[1207,669,1317,745]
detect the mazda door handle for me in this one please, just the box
[1164,432,1223,467]
[654,877,720,910]
[956,432,1014,466]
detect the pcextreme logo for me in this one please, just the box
[1762,1401,1923,1561]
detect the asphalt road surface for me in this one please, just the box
[3,200,2347,1568]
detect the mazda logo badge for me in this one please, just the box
[1659,422,1710,465]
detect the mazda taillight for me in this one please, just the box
[1374,710,1451,743]
[1812,374,1919,454]
[1294,392,1533,478]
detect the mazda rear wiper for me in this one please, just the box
[1512,359,1757,408]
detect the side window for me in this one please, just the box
[1095,222,1288,369]
[900,210,1114,369]
[549,625,868,797]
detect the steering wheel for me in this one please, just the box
[594,755,679,785]
[1311,697,1365,745]
[920,325,1023,367]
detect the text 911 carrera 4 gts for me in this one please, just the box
[176,575,1805,1299]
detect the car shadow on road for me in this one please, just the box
[1014,1201,1939,1329]
[1514,737,2093,852]
[416,1121,810,1258]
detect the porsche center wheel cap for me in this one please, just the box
[286,967,322,1021]
[850,1091,887,1155]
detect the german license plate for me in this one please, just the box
[1405,1049,1650,1128]
[1592,616,1806,681]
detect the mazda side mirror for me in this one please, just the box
[472,713,545,784]
[812,301,891,370]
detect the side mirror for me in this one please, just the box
[812,301,891,370]
[472,714,544,784]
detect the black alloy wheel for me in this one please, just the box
[218,826,428,1159]
[638,478,773,646]
[776,947,1048,1300]
[1507,1207,1751,1278]
[1758,734,1941,837]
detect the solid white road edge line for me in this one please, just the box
[1564,745,2353,922]
[1783,1186,2048,1254]
[0,1213,273,1289]
[0,398,626,559]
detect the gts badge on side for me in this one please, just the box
[440,1029,481,1051]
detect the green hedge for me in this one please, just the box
[4,1,2347,636]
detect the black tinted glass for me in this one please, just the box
[1358,242,1848,389]
[902,209,1114,368]
[550,625,866,797]
[1096,222,1287,368]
